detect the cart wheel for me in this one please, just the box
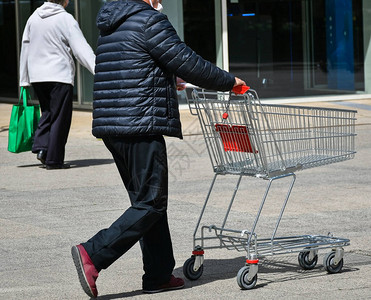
[323,251,344,274]
[183,257,203,280]
[236,266,257,290]
[298,250,318,270]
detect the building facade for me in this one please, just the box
[0,0,370,107]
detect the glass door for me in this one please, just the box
[76,0,105,105]
[0,0,18,99]
[183,0,217,65]
[226,0,365,99]
[304,0,364,94]
[227,0,304,98]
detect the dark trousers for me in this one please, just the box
[31,82,73,165]
[82,136,175,289]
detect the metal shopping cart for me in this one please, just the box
[182,87,357,289]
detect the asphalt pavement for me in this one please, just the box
[0,98,371,300]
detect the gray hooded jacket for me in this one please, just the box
[20,2,95,86]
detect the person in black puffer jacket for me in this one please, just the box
[71,0,246,297]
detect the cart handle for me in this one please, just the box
[185,84,250,115]
[183,84,200,116]
[232,85,250,94]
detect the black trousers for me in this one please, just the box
[31,82,73,165]
[82,136,175,289]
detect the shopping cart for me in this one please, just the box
[183,87,357,289]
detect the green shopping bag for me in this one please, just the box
[8,87,40,153]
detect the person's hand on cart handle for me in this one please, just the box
[176,77,187,91]
[232,77,249,94]
[234,77,246,87]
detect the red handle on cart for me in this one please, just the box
[232,85,250,94]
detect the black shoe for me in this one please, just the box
[36,150,47,164]
[143,275,185,294]
[46,163,70,170]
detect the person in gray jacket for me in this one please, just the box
[19,0,95,169]
[71,0,246,298]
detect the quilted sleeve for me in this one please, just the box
[144,13,235,91]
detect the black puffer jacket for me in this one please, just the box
[92,0,235,139]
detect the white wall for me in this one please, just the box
[363,2,371,93]
[163,0,184,40]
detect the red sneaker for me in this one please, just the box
[71,245,99,298]
[143,275,185,294]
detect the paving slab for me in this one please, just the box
[0,99,370,300]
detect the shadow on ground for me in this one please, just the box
[17,158,114,169]
[95,254,365,299]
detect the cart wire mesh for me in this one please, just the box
[189,89,357,179]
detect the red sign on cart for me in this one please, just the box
[215,124,257,153]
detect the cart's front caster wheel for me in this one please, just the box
[323,251,343,274]
[298,250,318,270]
[183,257,203,280]
[236,266,258,290]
